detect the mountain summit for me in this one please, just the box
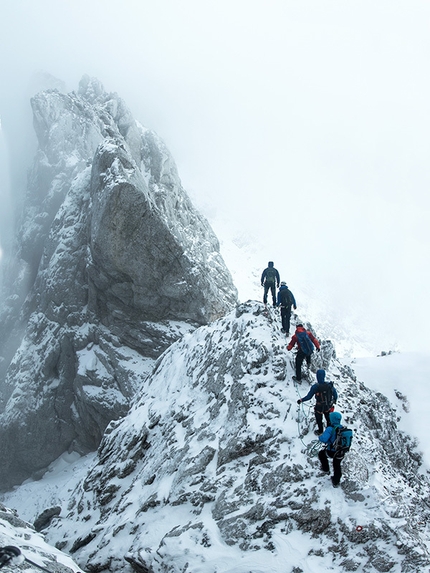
[0,76,237,489]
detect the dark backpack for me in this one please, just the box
[264,267,276,284]
[279,288,292,307]
[332,426,353,455]
[296,330,314,355]
[314,382,334,412]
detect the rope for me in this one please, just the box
[306,440,322,457]
[294,385,321,455]
[286,332,321,452]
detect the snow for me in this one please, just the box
[353,351,430,469]
[2,305,430,572]
[0,452,91,572]
[1,83,428,568]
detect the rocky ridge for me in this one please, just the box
[0,76,237,490]
[28,302,430,573]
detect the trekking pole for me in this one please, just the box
[296,401,312,447]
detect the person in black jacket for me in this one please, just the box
[277,282,297,335]
[261,261,280,307]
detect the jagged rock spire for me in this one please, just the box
[0,76,237,489]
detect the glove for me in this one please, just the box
[297,399,301,404]
[294,305,297,310]
[317,348,321,352]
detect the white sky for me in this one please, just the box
[0,0,429,352]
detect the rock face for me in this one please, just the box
[0,76,237,490]
[37,303,430,573]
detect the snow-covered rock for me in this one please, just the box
[0,503,83,572]
[0,76,237,490]
[24,302,429,573]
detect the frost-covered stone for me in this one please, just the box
[0,503,81,572]
[31,302,430,573]
[0,75,237,489]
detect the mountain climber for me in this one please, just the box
[261,261,280,307]
[277,282,297,335]
[318,411,349,487]
[297,369,337,434]
[287,324,320,381]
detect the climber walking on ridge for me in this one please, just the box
[287,324,320,381]
[277,282,297,335]
[318,411,353,487]
[297,368,337,434]
[261,261,280,307]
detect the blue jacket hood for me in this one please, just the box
[316,369,326,383]
[329,411,342,426]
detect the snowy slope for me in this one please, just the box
[1,75,429,573]
[353,351,430,468]
[0,502,84,572]
[2,302,429,573]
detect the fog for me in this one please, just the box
[1,0,429,353]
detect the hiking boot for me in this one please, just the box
[292,376,301,383]
[331,477,340,488]
[314,429,323,436]
[281,328,285,333]
[286,332,290,336]
[320,466,330,474]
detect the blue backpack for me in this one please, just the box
[296,330,314,355]
[333,427,353,455]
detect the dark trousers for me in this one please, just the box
[263,283,276,306]
[295,350,311,380]
[315,409,331,434]
[318,448,343,485]
[280,306,292,333]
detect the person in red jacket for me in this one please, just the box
[287,324,320,381]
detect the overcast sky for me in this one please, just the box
[0,0,429,353]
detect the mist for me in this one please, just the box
[1,0,429,353]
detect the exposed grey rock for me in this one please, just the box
[0,75,237,490]
[34,506,61,532]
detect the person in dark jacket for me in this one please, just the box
[277,282,297,335]
[318,411,345,487]
[261,261,280,307]
[297,369,338,434]
[287,324,320,381]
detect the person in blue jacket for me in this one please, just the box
[318,411,344,487]
[297,369,338,434]
[276,282,297,335]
